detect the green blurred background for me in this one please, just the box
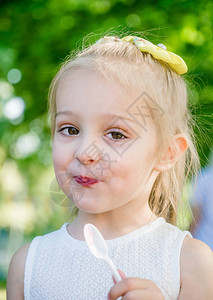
[0,0,213,296]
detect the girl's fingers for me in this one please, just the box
[109,277,143,299]
[108,278,157,300]
[122,289,147,300]
[112,269,126,284]
[122,288,164,300]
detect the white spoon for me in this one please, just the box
[83,223,122,282]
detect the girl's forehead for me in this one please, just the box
[56,68,133,113]
[54,68,161,150]
[57,67,126,94]
[55,67,160,132]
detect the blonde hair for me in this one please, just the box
[48,34,200,225]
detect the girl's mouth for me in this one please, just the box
[73,176,101,186]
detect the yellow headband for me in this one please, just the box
[95,35,187,75]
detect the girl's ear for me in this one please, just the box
[154,134,188,172]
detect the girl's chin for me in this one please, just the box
[68,196,110,214]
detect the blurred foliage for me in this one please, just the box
[0,0,212,245]
[0,287,6,300]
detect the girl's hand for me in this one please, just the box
[107,269,164,300]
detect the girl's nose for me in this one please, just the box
[74,139,103,166]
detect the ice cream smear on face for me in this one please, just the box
[73,176,100,186]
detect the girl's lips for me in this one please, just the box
[73,176,101,186]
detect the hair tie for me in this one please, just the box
[95,35,187,75]
[122,36,187,75]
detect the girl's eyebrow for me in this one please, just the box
[55,110,139,125]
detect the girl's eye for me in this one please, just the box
[58,126,128,142]
[106,131,127,142]
[58,126,79,136]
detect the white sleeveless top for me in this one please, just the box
[24,218,192,300]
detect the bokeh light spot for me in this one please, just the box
[30,118,44,134]
[11,132,40,159]
[60,16,75,30]
[3,97,25,120]
[126,14,141,28]
[7,68,22,84]
[0,80,14,99]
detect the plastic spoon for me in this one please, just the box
[83,223,122,282]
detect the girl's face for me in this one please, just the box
[52,67,160,216]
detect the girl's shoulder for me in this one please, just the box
[179,236,213,299]
[7,242,31,300]
[6,224,66,299]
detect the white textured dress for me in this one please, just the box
[24,217,192,300]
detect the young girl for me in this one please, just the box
[7,34,213,300]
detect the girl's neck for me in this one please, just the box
[67,208,158,241]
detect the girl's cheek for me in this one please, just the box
[52,145,63,169]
